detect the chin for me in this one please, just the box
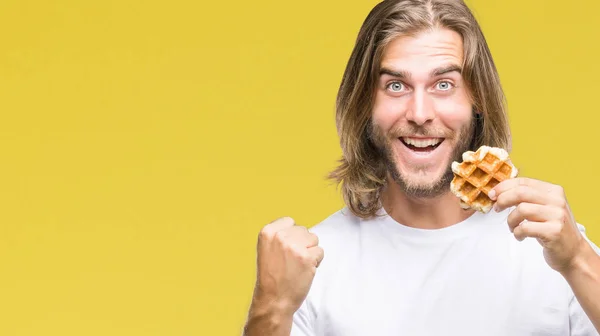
[391,165,454,198]
[404,172,444,189]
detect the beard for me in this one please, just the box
[369,117,476,199]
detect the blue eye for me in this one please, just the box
[388,82,404,92]
[436,81,454,91]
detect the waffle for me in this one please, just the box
[450,146,518,213]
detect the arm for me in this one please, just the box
[563,238,600,333]
[491,178,600,333]
[243,291,294,336]
[243,217,323,336]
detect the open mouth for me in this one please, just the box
[400,137,443,153]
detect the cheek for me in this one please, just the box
[433,98,472,130]
[372,93,406,131]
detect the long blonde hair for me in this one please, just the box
[329,0,511,219]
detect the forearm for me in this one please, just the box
[243,296,294,336]
[563,240,600,333]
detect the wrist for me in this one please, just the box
[245,293,294,336]
[247,303,293,326]
[251,288,297,318]
[562,239,598,280]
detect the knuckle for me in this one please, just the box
[282,242,298,256]
[494,193,505,204]
[279,216,295,226]
[506,209,517,223]
[506,217,517,230]
[554,184,565,194]
[259,226,273,240]
[270,216,295,227]
[516,203,528,215]
[261,216,294,236]
[551,206,562,219]
[560,211,570,225]
[512,224,523,238]
[317,246,325,259]
[515,186,527,199]
[312,233,320,245]
[513,230,524,241]
[299,252,313,265]
[549,223,562,240]
[557,198,568,210]
[273,230,287,244]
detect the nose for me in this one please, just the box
[405,89,435,125]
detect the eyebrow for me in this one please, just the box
[379,64,462,79]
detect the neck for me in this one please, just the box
[381,178,475,230]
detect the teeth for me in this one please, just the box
[402,137,442,148]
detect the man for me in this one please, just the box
[244,0,600,335]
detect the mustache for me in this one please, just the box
[389,124,454,138]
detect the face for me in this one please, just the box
[370,28,475,198]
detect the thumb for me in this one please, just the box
[307,246,325,267]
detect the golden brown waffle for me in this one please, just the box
[450,146,518,213]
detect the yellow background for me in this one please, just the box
[0,0,598,335]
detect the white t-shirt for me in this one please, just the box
[292,207,600,336]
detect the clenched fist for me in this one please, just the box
[255,217,324,313]
[244,217,324,336]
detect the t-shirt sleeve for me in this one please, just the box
[290,299,315,336]
[569,295,599,336]
[577,223,600,256]
[569,224,600,336]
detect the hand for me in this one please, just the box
[490,177,586,274]
[252,217,324,316]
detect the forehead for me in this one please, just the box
[380,28,464,75]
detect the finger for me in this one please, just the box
[262,217,296,237]
[307,246,325,267]
[275,224,306,239]
[489,177,553,201]
[298,231,318,248]
[306,232,319,248]
[513,220,560,242]
[495,185,565,212]
[506,203,561,232]
[278,225,319,248]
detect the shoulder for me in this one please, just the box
[309,207,361,237]
[306,207,377,271]
[307,207,363,254]
[302,208,368,305]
